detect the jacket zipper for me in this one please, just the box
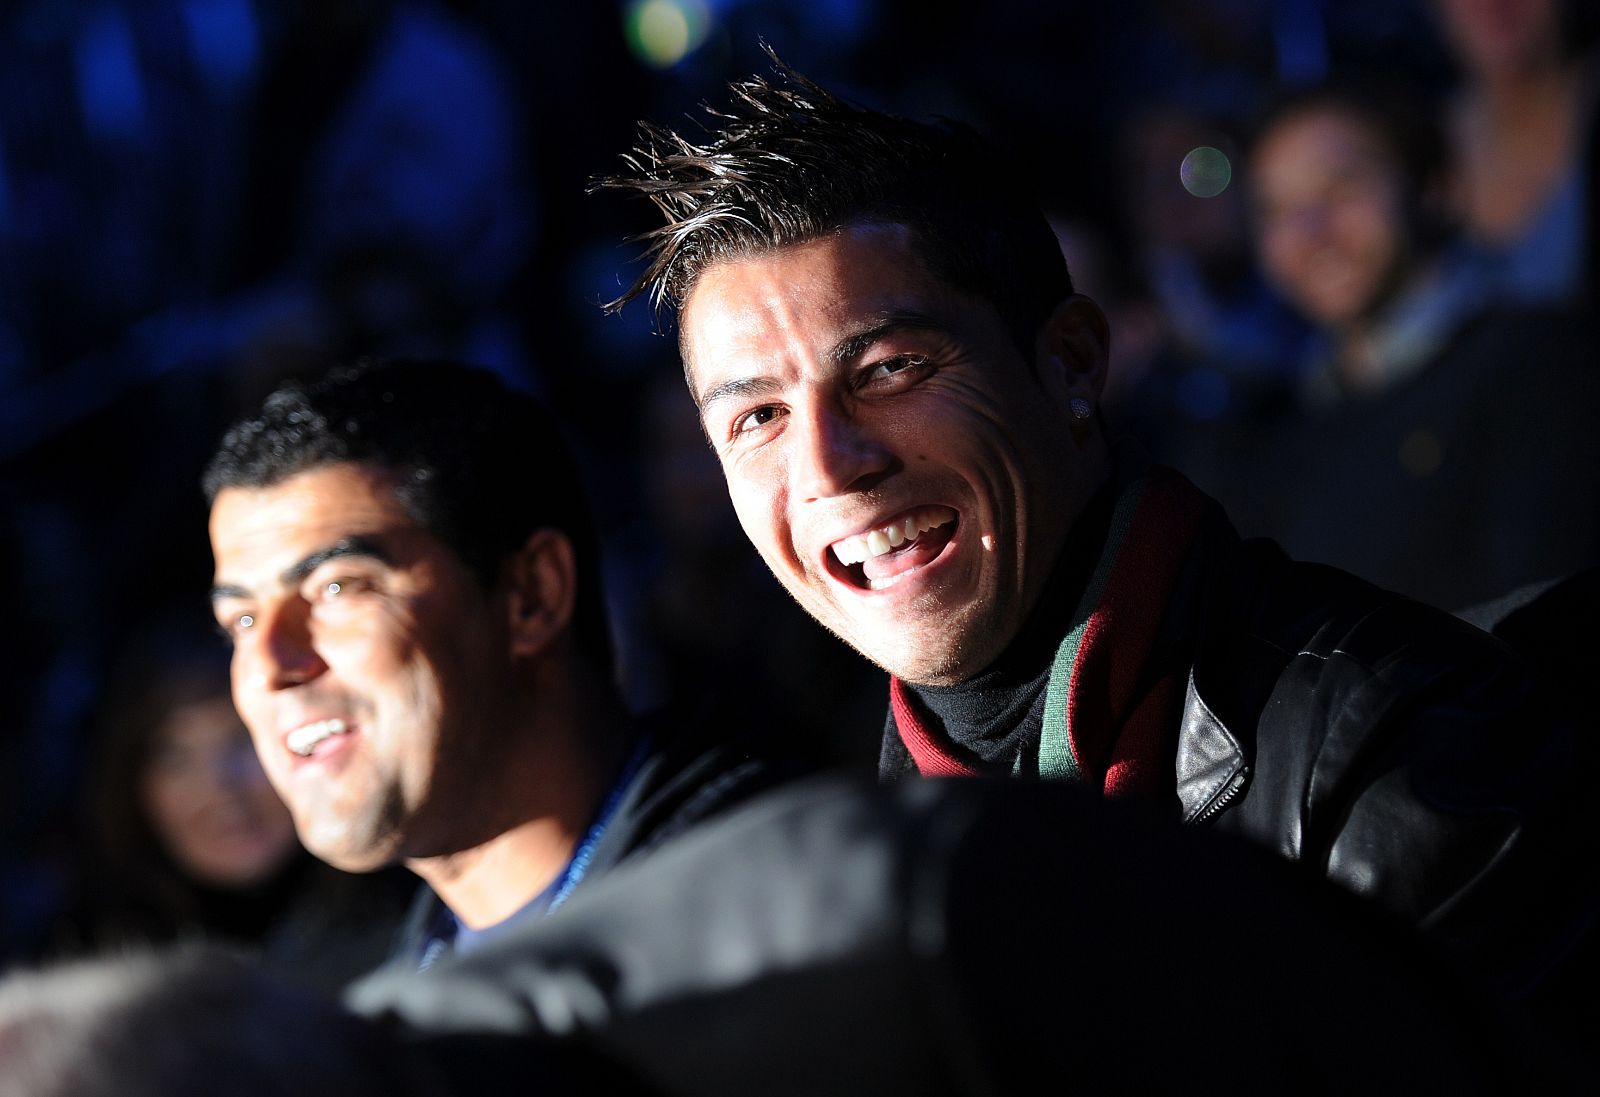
[1190,766,1250,826]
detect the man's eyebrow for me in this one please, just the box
[281,536,390,587]
[828,312,948,365]
[697,375,782,412]
[209,583,249,605]
[696,311,951,411]
[208,536,391,605]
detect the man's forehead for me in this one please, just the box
[1253,107,1392,180]
[679,223,956,388]
[209,462,415,569]
[210,459,406,513]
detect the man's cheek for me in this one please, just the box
[728,495,773,551]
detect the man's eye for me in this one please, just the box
[316,576,369,601]
[864,355,929,385]
[733,405,785,434]
[214,612,254,644]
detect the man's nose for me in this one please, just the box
[792,397,894,502]
[241,599,327,692]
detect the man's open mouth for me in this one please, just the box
[286,718,351,758]
[830,506,958,590]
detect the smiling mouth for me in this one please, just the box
[286,718,351,757]
[830,506,958,590]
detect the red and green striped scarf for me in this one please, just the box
[890,468,1210,801]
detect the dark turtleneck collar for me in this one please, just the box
[899,484,1116,768]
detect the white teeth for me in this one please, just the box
[831,508,955,566]
[287,718,349,757]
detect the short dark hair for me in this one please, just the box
[595,52,1072,351]
[203,360,613,677]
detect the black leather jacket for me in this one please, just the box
[877,493,1597,1002]
[1171,516,1597,1000]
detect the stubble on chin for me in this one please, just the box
[294,781,409,873]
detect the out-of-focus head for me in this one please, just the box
[1247,85,1446,330]
[1433,0,1567,76]
[137,680,298,888]
[598,58,1111,685]
[203,360,610,871]
[92,637,299,901]
[0,945,446,1097]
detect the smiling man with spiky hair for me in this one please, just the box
[596,57,1597,1011]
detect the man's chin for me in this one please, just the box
[846,624,990,688]
[295,823,398,874]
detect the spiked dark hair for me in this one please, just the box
[595,51,1072,351]
[202,359,613,678]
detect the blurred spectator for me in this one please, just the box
[1434,0,1599,303]
[46,620,412,990]
[1251,84,1460,395]
[1092,104,1310,458]
[0,945,456,1097]
[1188,81,1600,610]
[0,941,661,1097]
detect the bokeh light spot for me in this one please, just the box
[624,0,711,69]
[1179,146,1232,198]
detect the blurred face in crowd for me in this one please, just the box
[680,222,1108,686]
[1434,0,1563,77]
[209,461,516,873]
[1249,105,1411,329]
[140,695,298,887]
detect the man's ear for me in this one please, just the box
[1035,294,1110,405]
[502,529,578,660]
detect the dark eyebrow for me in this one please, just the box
[697,375,782,412]
[696,311,951,412]
[827,312,948,365]
[281,536,390,587]
[209,583,249,605]
[208,536,390,605]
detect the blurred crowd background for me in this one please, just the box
[2,0,1597,970]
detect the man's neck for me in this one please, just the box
[902,484,1114,764]
[409,812,589,931]
[408,676,631,931]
